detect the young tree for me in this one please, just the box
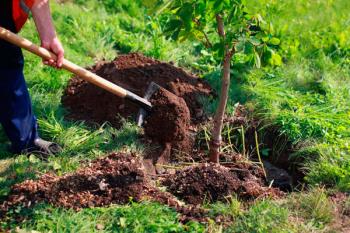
[159,0,273,163]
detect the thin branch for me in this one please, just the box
[193,18,213,48]
[229,42,237,57]
[216,14,225,38]
[202,30,213,48]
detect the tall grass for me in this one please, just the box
[238,0,350,190]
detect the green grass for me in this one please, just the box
[227,200,292,233]
[240,0,350,190]
[2,202,204,232]
[0,0,349,231]
[285,188,334,228]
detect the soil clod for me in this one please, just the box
[143,88,194,162]
[144,88,190,144]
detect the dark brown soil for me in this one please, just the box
[163,161,284,205]
[1,153,147,211]
[62,53,211,165]
[192,104,298,190]
[144,88,190,144]
[0,153,284,226]
[142,88,194,165]
[62,53,212,128]
[0,153,212,224]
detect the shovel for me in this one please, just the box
[0,26,160,126]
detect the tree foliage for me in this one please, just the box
[160,0,280,68]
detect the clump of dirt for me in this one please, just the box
[144,88,190,143]
[62,53,212,128]
[163,161,283,205]
[143,88,193,161]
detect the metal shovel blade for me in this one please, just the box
[136,82,161,126]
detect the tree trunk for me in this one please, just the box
[209,15,232,163]
[209,52,231,163]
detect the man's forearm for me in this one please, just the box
[31,0,64,68]
[31,0,56,42]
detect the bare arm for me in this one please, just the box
[31,0,64,68]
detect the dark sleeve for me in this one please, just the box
[0,0,24,68]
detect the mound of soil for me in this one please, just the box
[163,162,283,205]
[1,153,147,211]
[62,53,211,128]
[62,53,211,165]
[0,153,211,223]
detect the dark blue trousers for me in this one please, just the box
[0,66,38,153]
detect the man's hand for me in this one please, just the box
[41,37,64,68]
[31,0,64,68]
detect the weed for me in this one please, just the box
[208,196,242,219]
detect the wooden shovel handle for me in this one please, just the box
[0,26,127,98]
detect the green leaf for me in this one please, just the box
[244,42,254,54]
[52,161,62,171]
[233,52,249,63]
[213,42,225,59]
[177,2,194,31]
[249,37,261,46]
[261,148,270,157]
[269,51,283,66]
[195,1,207,16]
[254,52,261,68]
[0,187,10,197]
[235,40,245,52]
[262,36,269,42]
[119,217,127,228]
[213,0,225,13]
[269,37,280,45]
